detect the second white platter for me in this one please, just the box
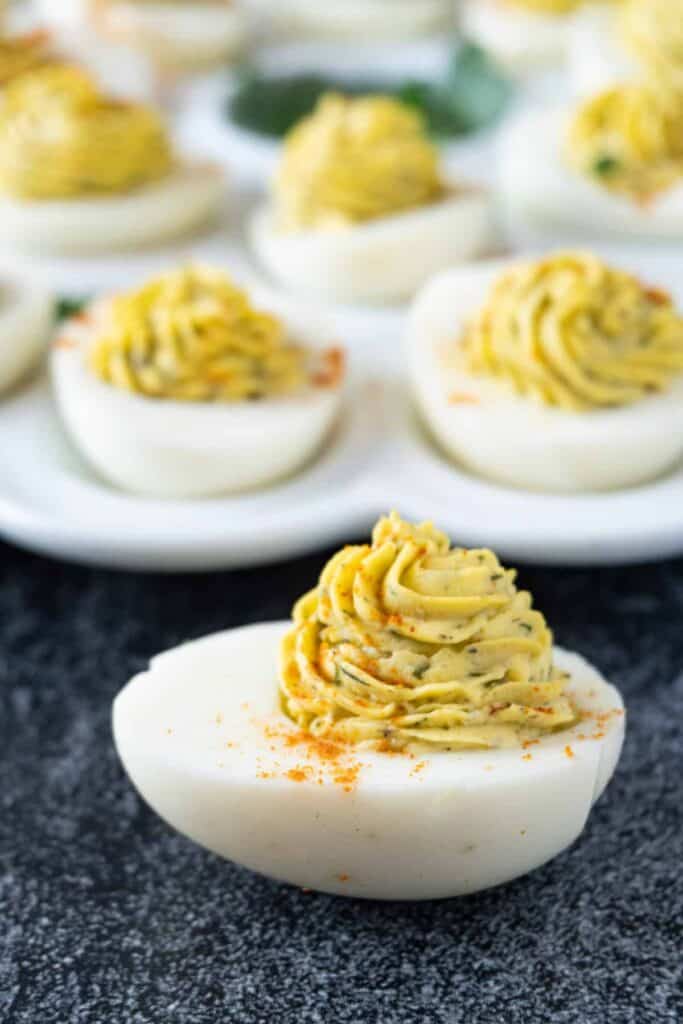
[1,262,682,570]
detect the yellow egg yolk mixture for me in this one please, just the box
[568,81,683,201]
[0,64,172,199]
[88,268,308,402]
[501,0,583,13]
[460,252,683,411]
[280,512,578,751]
[274,93,444,232]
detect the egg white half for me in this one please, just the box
[257,0,451,41]
[33,0,91,28]
[568,7,637,97]
[113,620,625,900]
[407,261,683,493]
[0,163,225,255]
[499,107,683,240]
[50,294,344,498]
[100,2,247,70]
[0,277,54,394]
[249,187,495,304]
[462,0,572,70]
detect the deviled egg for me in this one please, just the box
[409,251,683,492]
[257,0,452,42]
[51,266,345,498]
[500,79,683,239]
[0,275,54,394]
[462,0,615,72]
[570,0,683,98]
[0,64,224,254]
[249,93,494,304]
[93,0,247,73]
[113,512,625,900]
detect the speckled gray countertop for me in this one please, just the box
[1,539,682,1024]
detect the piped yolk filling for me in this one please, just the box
[274,93,444,233]
[0,64,172,199]
[460,251,683,411]
[280,513,578,752]
[568,82,683,201]
[88,268,309,402]
[620,0,683,93]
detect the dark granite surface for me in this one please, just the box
[1,538,682,1024]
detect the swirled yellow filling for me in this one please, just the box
[279,513,578,751]
[568,82,683,200]
[0,30,49,86]
[274,93,444,232]
[461,252,683,411]
[501,0,619,12]
[500,0,582,13]
[88,268,308,401]
[0,64,172,199]
[620,0,683,92]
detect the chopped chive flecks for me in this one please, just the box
[56,296,89,323]
[592,155,620,177]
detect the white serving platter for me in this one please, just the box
[1,251,682,571]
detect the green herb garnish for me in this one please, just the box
[592,155,621,177]
[227,43,512,141]
[55,296,88,323]
[337,665,369,687]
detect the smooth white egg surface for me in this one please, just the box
[462,0,571,70]
[113,620,625,901]
[249,188,495,304]
[261,0,451,41]
[50,295,344,499]
[33,0,91,28]
[408,262,683,493]
[569,7,636,97]
[51,30,157,104]
[0,163,225,255]
[100,2,247,69]
[499,107,683,240]
[0,277,54,394]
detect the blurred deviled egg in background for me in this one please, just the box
[570,0,683,98]
[409,251,683,492]
[0,64,224,254]
[500,77,683,239]
[249,93,495,304]
[51,267,345,498]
